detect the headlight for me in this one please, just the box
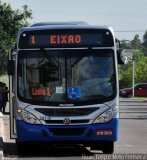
[17,108,42,124]
[93,106,118,124]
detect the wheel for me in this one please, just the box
[102,141,114,154]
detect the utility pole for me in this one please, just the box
[132,59,135,98]
[125,55,135,98]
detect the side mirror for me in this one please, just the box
[7,60,15,75]
[117,50,128,65]
[115,39,128,65]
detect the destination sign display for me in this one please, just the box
[29,34,103,47]
[19,29,114,48]
[30,35,82,45]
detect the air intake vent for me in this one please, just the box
[49,128,85,136]
[45,119,89,124]
[35,107,99,117]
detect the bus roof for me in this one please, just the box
[30,21,88,27]
[19,22,113,33]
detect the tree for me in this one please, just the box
[119,61,133,88]
[135,56,147,83]
[142,31,147,55]
[131,34,141,50]
[0,1,32,74]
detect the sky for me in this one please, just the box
[2,0,147,40]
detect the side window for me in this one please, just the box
[138,84,145,90]
[141,84,147,89]
[135,84,143,90]
[141,84,145,89]
[135,85,140,90]
[145,84,147,89]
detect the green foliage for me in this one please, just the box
[142,30,147,55]
[135,57,147,83]
[0,1,32,74]
[0,74,9,86]
[131,34,141,50]
[119,61,132,88]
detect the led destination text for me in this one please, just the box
[31,87,51,96]
[50,35,81,44]
[30,35,81,45]
[26,33,104,48]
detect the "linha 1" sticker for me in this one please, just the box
[31,87,51,96]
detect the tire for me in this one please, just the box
[102,141,114,154]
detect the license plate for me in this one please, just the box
[96,129,113,136]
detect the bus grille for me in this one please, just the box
[35,107,99,117]
[45,119,89,124]
[49,128,85,136]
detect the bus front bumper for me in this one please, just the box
[16,118,119,143]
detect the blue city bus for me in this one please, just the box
[8,22,124,154]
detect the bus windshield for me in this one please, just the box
[17,49,116,106]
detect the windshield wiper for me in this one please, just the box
[43,51,57,66]
[71,56,84,67]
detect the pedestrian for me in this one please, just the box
[1,86,9,114]
[1,83,8,114]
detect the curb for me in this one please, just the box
[119,98,147,102]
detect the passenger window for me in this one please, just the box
[141,84,146,89]
[135,85,140,89]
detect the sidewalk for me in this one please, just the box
[0,112,3,158]
[0,112,3,137]
[0,112,3,118]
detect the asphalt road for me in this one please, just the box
[0,98,147,160]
